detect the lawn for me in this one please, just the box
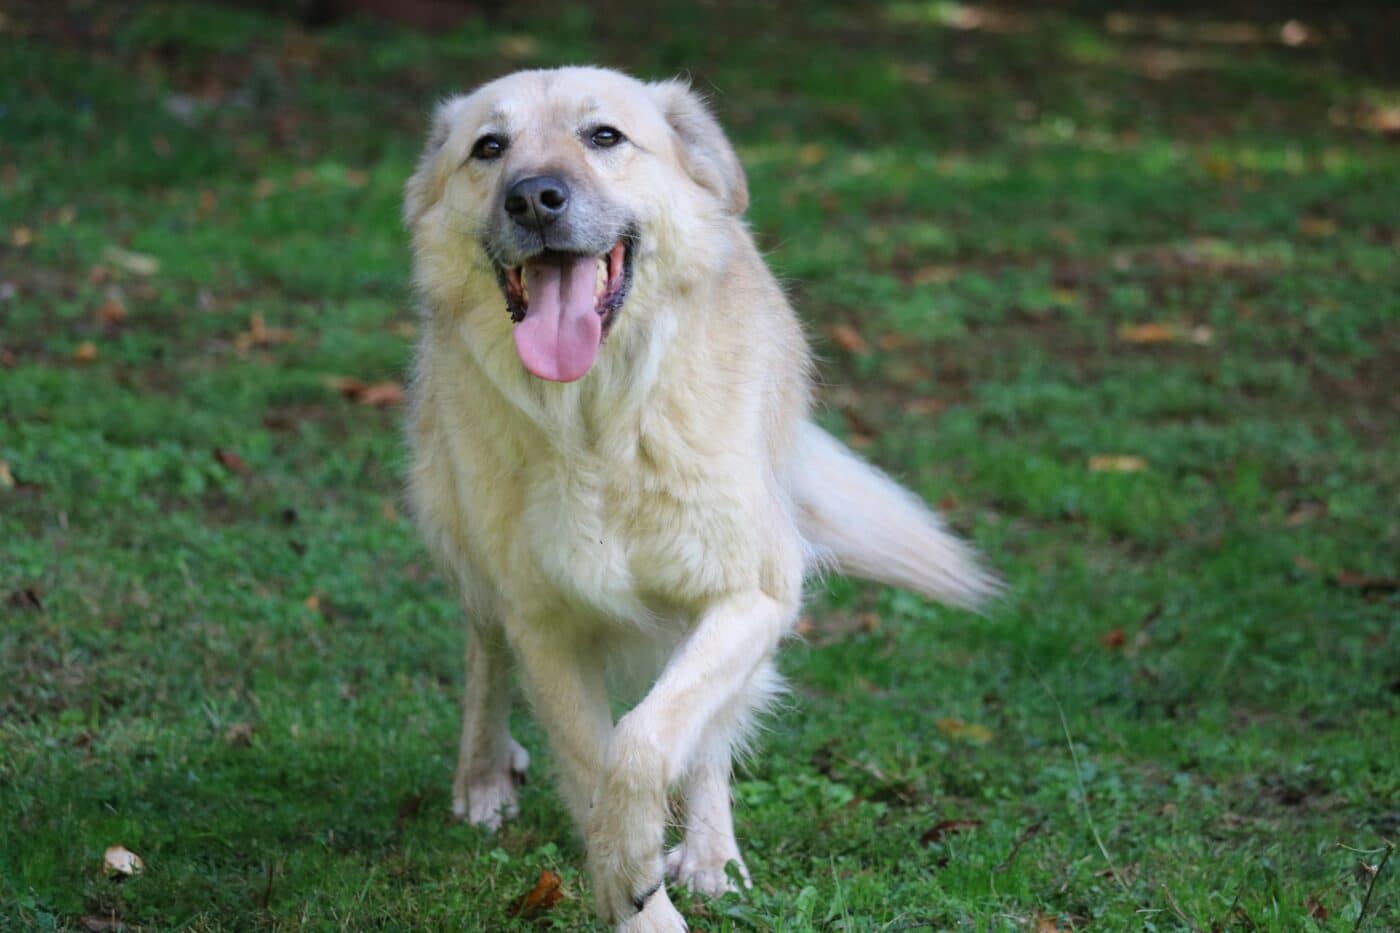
[1,1,1396,929]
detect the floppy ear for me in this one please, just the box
[649,79,749,216]
[404,97,470,229]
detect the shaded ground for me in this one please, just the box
[1,1,1396,929]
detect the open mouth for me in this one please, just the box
[498,238,633,383]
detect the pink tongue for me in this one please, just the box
[513,256,602,382]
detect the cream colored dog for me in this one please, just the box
[403,66,996,931]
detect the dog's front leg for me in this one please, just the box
[507,620,613,829]
[589,592,794,930]
[452,622,529,829]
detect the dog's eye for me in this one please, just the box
[588,126,625,149]
[470,134,508,161]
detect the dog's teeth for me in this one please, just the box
[595,257,608,298]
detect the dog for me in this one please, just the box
[403,66,997,931]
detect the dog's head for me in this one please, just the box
[405,67,748,383]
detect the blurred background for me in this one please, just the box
[2,1,1396,930]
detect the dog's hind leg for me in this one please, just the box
[666,659,781,896]
[452,623,529,830]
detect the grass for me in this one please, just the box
[2,1,1396,929]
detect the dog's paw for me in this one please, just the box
[452,739,530,830]
[615,884,687,933]
[665,841,750,897]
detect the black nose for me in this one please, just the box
[504,175,570,229]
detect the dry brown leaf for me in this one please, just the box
[934,717,994,744]
[509,869,565,918]
[10,226,34,247]
[797,143,827,166]
[101,845,144,877]
[911,264,958,285]
[1117,322,1177,344]
[224,722,254,746]
[920,818,982,845]
[1299,215,1337,238]
[96,297,128,327]
[904,397,948,416]
[236,312,295,352]
[212,448,249,474]
[1285,501,1327,526]
[1305,893,1328,921]
[0,461,12,489]
[356,382,405,407]
[1088,454,1147,473]
[1100,627,1127,649]
[73,341,99,363]
[253,178,277,199]
[828,323,869,354]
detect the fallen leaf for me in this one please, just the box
[253,178,277,199]
[96,297,128,326]
[10,226,34,247]
[797,143,827,166]
[6,587,44,611]
[73,341,99,363]
[236,312,295,351]
[80,918,124,932]
[0,461,12,488]
[934,717,994,744]
[1117,322,1177,344]
[1100,627,1127,649]
[1298,216,1337,238]
[1305,893,1328,920]
[102,246,160,276]
[1279,20,1314,47]
[828,323,869,354]
[498,35,538,58]
[911,264,958,285]
[1088,454,1147,473]
[509,869,565,918]
[1285,501,1327,526]
[1186,325,1214,345]
[904,397,948,416]
[224,722,254,746]
[1331,571,1399,597]
[920,818,982,845]
[102,845,144,877]
[357,382,405,407]
[212,448,248,474]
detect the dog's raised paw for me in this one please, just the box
[665,842,750,897]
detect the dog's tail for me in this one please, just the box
[791,422,1000,610]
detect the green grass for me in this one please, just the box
[2,2,1396,929]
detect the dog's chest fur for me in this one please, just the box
[413,338,766,630]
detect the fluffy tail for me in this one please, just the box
[791,422,1000,610]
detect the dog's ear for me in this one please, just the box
[404,97,470,229]
[650,80,748,216]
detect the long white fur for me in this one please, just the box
[404,67,996,932]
